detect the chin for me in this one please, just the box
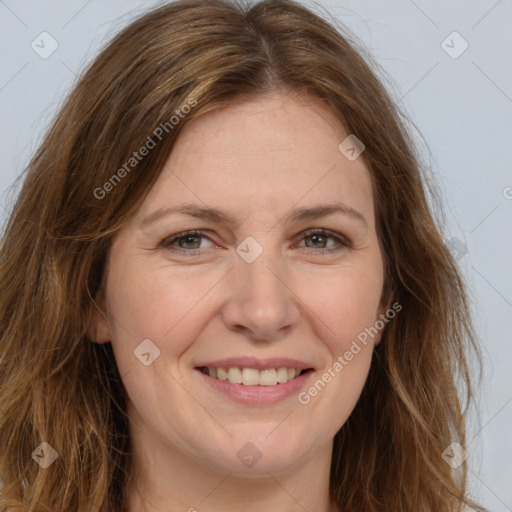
[194,429,314,476]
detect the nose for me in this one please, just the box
[221,247,301,343]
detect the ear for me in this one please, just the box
[373,294,394,346]
[87,290,111,344]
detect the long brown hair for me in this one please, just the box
[0,0,483,510]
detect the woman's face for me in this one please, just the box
[93,92,388,475]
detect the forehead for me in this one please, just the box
[136,92,375,228]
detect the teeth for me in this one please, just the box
[242,368,259,386]
[203,366,306,385]
[276,367,288,383]
[227,367,243,384]
[259,369,277,386]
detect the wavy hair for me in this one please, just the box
[0,0,483,510]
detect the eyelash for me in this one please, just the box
[160,229,350,257]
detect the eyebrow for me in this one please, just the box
[141,201,368,229]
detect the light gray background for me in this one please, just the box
[1,0,511,510]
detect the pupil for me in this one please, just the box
[309,234,325,248]
[180,235,199,249]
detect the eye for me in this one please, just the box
[160,230,215,254]
[160,228,350,257]
[295,229,350,255]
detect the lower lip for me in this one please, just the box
[196,369,313,405]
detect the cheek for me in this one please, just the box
[104,257,226,363]
[297,268,381,428]
[300,261,384,351]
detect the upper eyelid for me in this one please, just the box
[299,228,349,244]
[161,230,214,248]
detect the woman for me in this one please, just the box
[0,0,484,510]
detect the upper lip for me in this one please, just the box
[195,357,314,371]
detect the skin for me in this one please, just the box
[90,91,389,512]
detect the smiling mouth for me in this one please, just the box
[197,366,314,386]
